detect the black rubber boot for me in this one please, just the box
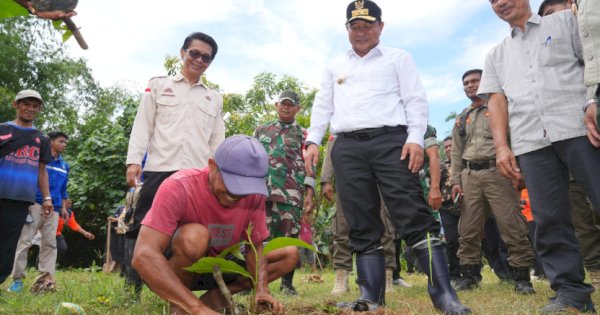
[453,264,481,291]
[414,239,471,315]
[280,269,298,295]
[512,267,535,295]
[337,249,385,312]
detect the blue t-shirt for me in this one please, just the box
[35,154,69,211]
[0,122,52,203]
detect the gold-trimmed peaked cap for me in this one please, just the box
[346,0,382,24]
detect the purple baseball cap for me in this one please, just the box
[214,135,269,196]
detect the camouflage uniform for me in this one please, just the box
[418,125,441,221]
[254,120,315,238]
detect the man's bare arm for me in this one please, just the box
[132,226,215,314]
[488,93,522,180]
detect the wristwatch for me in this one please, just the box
[584,97,598,113]
[44,196,52,201]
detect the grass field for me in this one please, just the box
[1,265,599,314]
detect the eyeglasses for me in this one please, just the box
[185,49,212,63]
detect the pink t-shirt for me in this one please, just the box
[142,167,269,256]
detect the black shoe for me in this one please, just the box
[514,280,535,295]
[452,277,479,291]
[539,294,596,313]
[280,283,298,296]
[512,267,535,295]
[337,299,380,312]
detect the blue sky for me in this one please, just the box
[65,0,544,137]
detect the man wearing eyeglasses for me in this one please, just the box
[125,32,226,298]
[133,135,295,315]
[304,1,469,314]
[480,0,600,312]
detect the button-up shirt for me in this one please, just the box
[126,72,225,171]
[306,44,428,148]
[478,11,587,156]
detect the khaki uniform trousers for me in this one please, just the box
[12,203,59,279]
[332,193,396,271]
[457,167,534,268]
[569,181,600,272]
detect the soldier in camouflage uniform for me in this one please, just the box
[253,90,316,295]
[450,69,534,294]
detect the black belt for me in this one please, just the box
[339,125,407,140]
[0,198,33,205]
[462,159,496,171]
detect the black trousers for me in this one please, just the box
[0,199,30,284]
[331,131,439,253]
[56,235,67,265]
[517,136,600,302]
[439,209,460,279]
[123,171,175,287]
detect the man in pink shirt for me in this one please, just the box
[132,135,297,315]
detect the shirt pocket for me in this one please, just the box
[482,111,493,139]
[156,96,179,124]
[363,65,397,91]
[538,36,571,67]
[195,99,219,128]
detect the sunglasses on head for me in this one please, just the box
[185,49,212,63]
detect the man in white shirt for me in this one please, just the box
[304,1,469,314]
[123,32,226,298]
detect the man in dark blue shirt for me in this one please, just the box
[0,90,52,288]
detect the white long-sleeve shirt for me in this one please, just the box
[306,44,429,148]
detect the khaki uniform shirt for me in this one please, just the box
[578,0,600,97]
[450,104,496,185]
[126,73,225,171]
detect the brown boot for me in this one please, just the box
[385,268,394,293]
[331,269,350,295]
[589,270,600,290]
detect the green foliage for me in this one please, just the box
[263,237,317,256]
[0,0,28,19]
[185,257,254,284]
[1,18,140,267]
[222,71,317,137]
[0,267,586,314]
[445,111,458,122]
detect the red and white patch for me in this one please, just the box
[35,137,40,143]
[144,88,151,93]
[0,133,12,141]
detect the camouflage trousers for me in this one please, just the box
[266,201,301,238]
